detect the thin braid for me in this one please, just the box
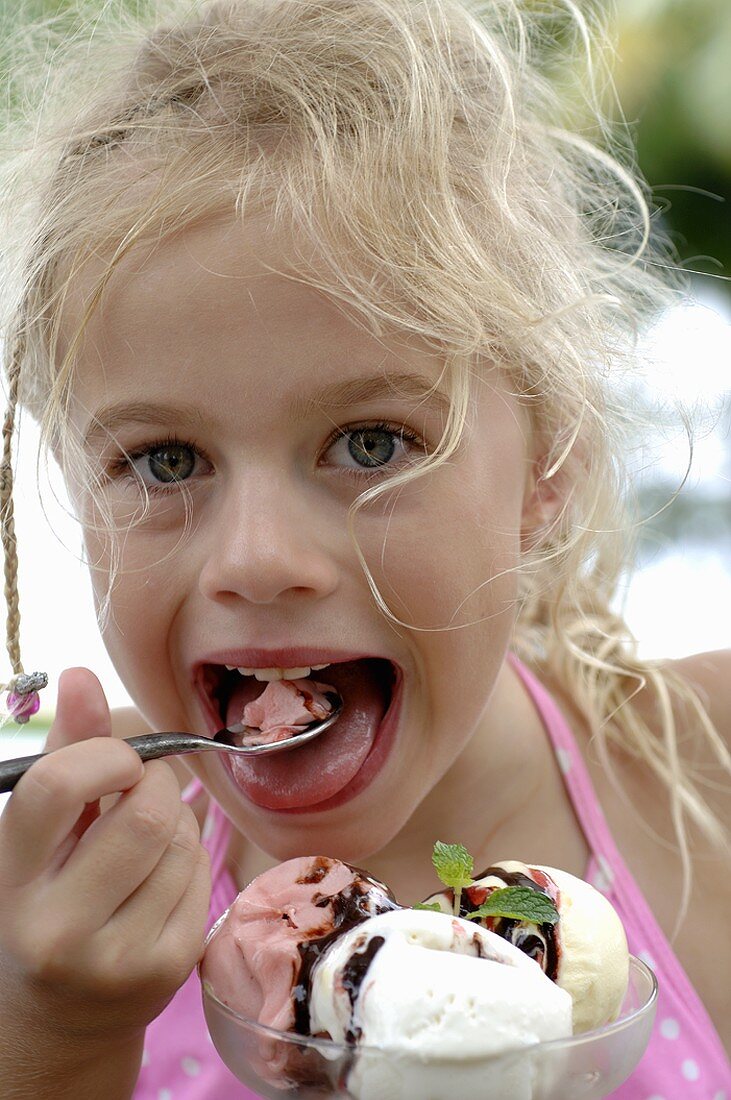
[0,346,23,679]
[0,338,47,720]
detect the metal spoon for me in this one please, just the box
[0,691,343,793]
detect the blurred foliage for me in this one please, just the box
[637,485,731,552]
[9,715,51,734]
[610,0,731,555]
[613,0,731,298]
[3,0,727,295]
[634,389,730,560]
[0,0,149,20]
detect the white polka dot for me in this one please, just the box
[645,1095,666,1100]
[659,1017,680,1040]
[713,1092,727,1100]
[201,812,216,842]
[556,747,573,774]
[637,949,656,971]
[158,1090,173,1100]
[181,1056,201,1077]
[592,856,614,893]
[591,869,606,891]
[141,1047,150,1067]
[681,1059,700,1082]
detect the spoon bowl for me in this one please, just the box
[0,692,343,792]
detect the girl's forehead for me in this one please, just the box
[63,207,528,453]
[64,211,467,424]
[66,210,456,398]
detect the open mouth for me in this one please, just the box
[196,658,400,812]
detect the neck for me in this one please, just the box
[360,658,551,903]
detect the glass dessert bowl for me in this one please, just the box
[199,954,657,1100]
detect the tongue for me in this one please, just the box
[225,662,389,810]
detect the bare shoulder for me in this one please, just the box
[632,649,731,821]
[668,648,731,745]
[109,705,153,738]
[586,649,731,1048]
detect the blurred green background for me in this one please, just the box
[613,0,731,291]
[2,0,729,291]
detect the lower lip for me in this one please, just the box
[220,668,403,815]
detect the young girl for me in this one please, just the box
[0,0,728,1097]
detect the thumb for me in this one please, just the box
[44,667,112,752]
[44,667,114,848]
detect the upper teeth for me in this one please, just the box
[224,663,332,681]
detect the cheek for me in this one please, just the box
[352,439,525,739]
[358,453,525,631]
[82,527,189,721]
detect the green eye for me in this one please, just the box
[347,427,397,468]
[147,444,196,483]
[325,421,423,474]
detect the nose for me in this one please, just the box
[197,469,340,606]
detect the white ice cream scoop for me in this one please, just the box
[309,907,573,1100]
[423,859,630,1033]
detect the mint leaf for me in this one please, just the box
[432,841,474,916]
[431,842,474,889]
[412,901,443,912]
[465,886,559,925]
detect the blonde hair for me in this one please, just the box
[1,0,728,917]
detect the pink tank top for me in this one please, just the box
[134,656,730,1098]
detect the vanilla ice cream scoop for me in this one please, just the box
[423,860,629,1032]
[309,907,573,1099]
[532,864,628,1033]
[310,907,573,1049]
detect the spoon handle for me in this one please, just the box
[123,732,216,761]
[0,751,47,793]
[0,732,214,794]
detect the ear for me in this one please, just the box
[520,451,571,554]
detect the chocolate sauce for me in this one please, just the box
[341,935,386,1043]
[296,856,332,886]
[292,879,399,1035]
[463,865,562,981]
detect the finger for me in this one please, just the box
[105,804,205,942]
[104,848,211,999]
[0,738,144,884]
[154,845,211,969]
[45,668,112,751]
[45,668,114,840]
[45,761,183,930]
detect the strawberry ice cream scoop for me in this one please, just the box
[199,855,399,1033]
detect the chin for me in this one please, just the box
[223,786,409,868]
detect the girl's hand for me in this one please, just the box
[0,667,211,1049]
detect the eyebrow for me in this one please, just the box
[82,401,208,449]
[291,371,452,418]
[83,371,451,447]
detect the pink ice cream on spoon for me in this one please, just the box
[237,679,337,746]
